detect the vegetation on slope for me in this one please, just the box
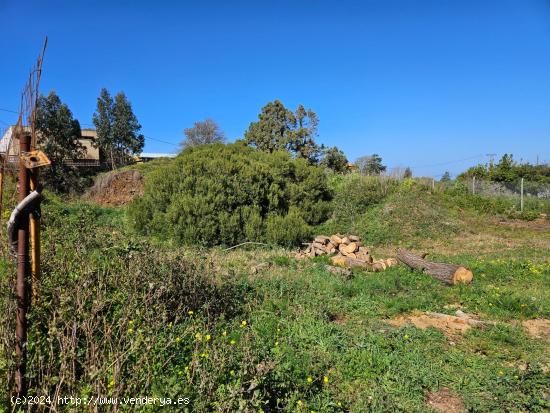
[0,157,549,411]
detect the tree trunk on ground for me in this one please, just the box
[396,249,473,285]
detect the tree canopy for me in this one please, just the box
[459,154,550,184]
[128,143,332,247]
[320,146,349,173]
[35,91,85,192]
[244,100,323,163]
[93,88,144,169]
[355,154,387,176]
[180,119,225,150]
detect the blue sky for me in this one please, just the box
[1,0,549,177]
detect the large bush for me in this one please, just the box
[128,143,332,247]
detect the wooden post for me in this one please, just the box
[432,178,435,193]
[30,169,40,299]
[472,176,476,195]
[520,177,524,212]
[15,132,30,397]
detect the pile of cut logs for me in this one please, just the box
[296,234,399,272]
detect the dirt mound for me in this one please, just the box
[426,388,466,413]
[86,169,144,206]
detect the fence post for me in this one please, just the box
[472,176,476,195]
[520,177,524,212]
[15,132,30,397]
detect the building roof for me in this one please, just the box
[139,152,177,158]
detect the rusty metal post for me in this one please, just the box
[15,132,30,397]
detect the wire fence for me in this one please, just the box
[468,177,550,205]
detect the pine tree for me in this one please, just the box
[244,100,322,162]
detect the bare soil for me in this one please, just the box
[426,388,466,413]
[85,169,144,206]
[522,319,550,343]
[385,311,483,338]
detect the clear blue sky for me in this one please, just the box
[1,0,549,177]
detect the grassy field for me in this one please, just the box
[0,179,549,412]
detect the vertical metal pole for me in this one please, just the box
[520,177,524,212]
[30,169,40,300]
[15,132,30,397]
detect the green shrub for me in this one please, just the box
[319,173,399,234]
[265,209,312,248]
[128,143,332,247]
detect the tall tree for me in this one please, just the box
[355,154,387,176]
[288,104,323,162]
[244,100,322,162]
[112,92,144,166]
[180,118,225,150]
[404,167,413,178]
[35,91,84,192]
[93,88,144,169]
[244,100,295,153]
[92,88,115,169]
[321,146,348,173]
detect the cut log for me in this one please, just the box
[330,234,343,245]
[372,260,387,272]
[344,242,359,253]
[396,249,473,285]
[384,258,399,268]
[330,254,347,267]
[348,235,361,242]
[312,242,325,250]
[341,236,351,245]
[314,235,330,245]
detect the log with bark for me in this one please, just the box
[396,249,473,285]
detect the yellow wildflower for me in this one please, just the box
[323,376,329,383]
[240,320,247,328]
[307,376,313,383]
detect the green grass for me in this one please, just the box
[0,183,549,412]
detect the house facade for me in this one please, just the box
[0,126,102,167]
